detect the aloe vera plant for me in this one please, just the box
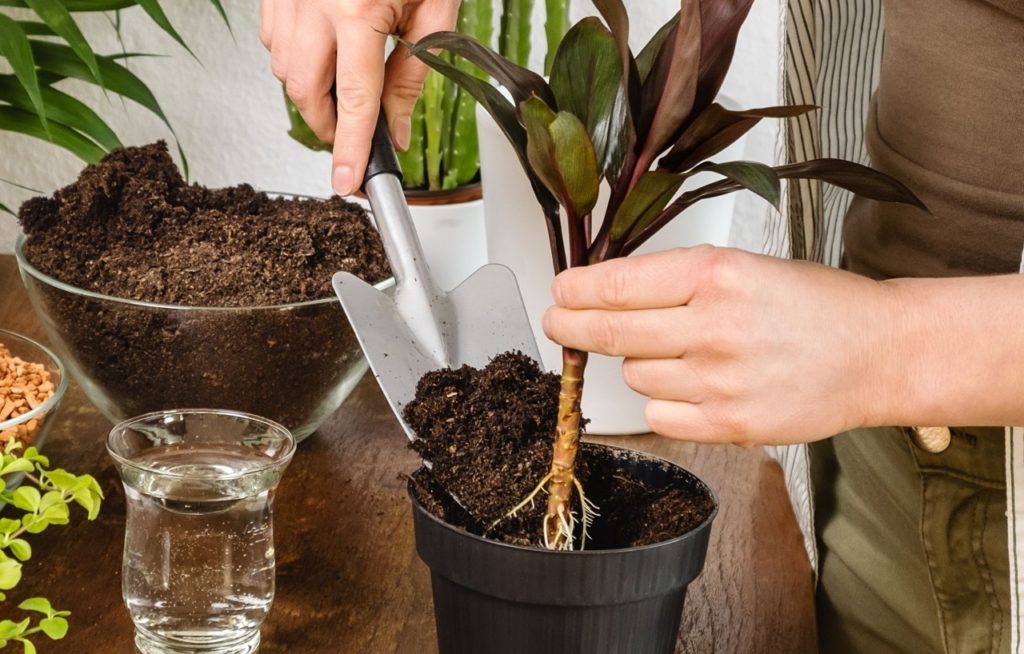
[410,0,926,550]
[0,0,229,212]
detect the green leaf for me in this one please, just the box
[660,103,816,172]
[0,457,34,476]
[692,160,781,209]
[0,558,23,590]
[11,487,40,513]
[0,619,23,640]
[549,17,630,182]
[17,637,36,654]
[15,21,54,37]
[38,490,65,513]
[17,598,51,616]
[0,14,47,133]
[519,97,600,220]
[39,470,75,493]
[638,0,701,164]
[7,539,30,562]
[610,171,685,240]
[206,0,231,32]
[21,449,47,467]
[38,617,67,640]
[71,487,94,517]
[0,520,20,537]
[413,47,559,216]
[135,0,196,59]
[24,0,103,84]
[411,32,556,109]
[41,503,70,525]
[30,41,176,142]
[0,201,12,216]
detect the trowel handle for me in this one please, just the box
[363,110,403,188]
[362,109,440,295]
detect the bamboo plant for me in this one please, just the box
[287,0,571,192]
[0,0,228,211]
[409,0,926,549]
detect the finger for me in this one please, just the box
[551,246,721,311]
[259,0,274,49]
[542,306,693,358]
[269,0,297,81]
[621,357,704,402]
[285,6,337,143]
[383,0,460,151]
[645,399,727,442]
[332,20,388,195]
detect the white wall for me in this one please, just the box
[0,0,781,254]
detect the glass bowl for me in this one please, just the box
[0,328,68,452]
[15,234,391,442]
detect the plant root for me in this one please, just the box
[486,473,553,535]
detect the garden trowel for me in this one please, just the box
[333,112,542,442]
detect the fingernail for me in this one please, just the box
[392,116,411,152]
[333,165,355,196]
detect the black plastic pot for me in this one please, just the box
[409,444,719,654]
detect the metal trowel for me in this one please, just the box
[332,111,542,441]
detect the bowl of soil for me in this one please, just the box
[404,352,718,654]
[0,328,68,453]
[14,143,392,441]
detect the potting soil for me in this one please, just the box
[405,351,716,549]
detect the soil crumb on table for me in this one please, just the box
[404,352,716,549]
[19,141,389,306]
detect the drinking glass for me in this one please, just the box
[107,409,295,654]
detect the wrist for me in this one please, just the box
[870,277,945,428]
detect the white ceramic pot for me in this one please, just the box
[354,187,487,292]
[477,105,747,434]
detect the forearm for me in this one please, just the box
[876,273,1024,428]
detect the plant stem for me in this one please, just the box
[543,346,588,549]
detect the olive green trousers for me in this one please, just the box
[811,426,1009,653]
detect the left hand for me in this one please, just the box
[542,246,902,446]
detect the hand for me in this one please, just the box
[542,246,902,446]
[260,0,458,195]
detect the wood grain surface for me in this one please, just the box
[0,255,816,653]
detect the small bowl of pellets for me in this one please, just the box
[0,329,67,452]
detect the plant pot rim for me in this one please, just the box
[356,182,483,206]
[409,442,720,556]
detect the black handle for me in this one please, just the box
[363,109,403,190]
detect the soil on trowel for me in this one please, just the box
[404,351,716,549]
[16,142,391,431]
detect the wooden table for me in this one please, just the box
[0,254,816,653]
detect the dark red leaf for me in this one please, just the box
[660,103,816,172]
[411,32,556,109]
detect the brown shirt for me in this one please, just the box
[842,0,1024,279]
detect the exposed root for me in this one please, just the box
[485,473,553,535]
[574,476,600,550]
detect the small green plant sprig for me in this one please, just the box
[0,440,102,652]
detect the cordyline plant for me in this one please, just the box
[409,0,924,550]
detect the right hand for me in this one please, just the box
[260,0,459,195]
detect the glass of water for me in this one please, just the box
[107,409,295,654]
